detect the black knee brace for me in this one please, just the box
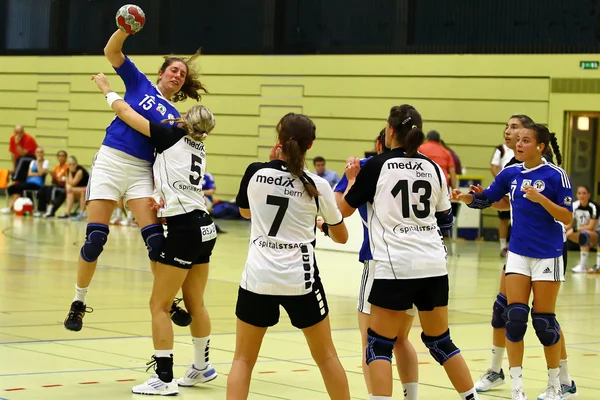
[80,223,109,262]
[141,223,165,261]
[491,293,508,329]
[365,328,396,365]
[505,303,529,342]
[532,312,561,346]
[421,329,460,365]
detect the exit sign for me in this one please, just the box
[580,61,599,69]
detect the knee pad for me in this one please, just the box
[579,230,591,246]
[491,293,508,329]
[505,303,529,342]
[532,312,561,346]
[141,224,165,261]
[365,328,396,365]
[80,223,109,262]
[421,329,460,365]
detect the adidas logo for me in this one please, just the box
[543,267,551,274]
[512,179,517,184]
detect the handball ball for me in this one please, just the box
[116,4,146,35]
[13,198,33,216]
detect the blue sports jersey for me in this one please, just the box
[102,57,181,163]
[335,157,371,262]
[483,161,572,258]
[201,172,216,203]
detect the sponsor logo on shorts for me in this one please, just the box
[174,257,192,266]
[543,267,551,274]
[172,180,203,193]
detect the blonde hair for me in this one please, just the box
[161,105,215,141]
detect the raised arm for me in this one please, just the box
[92,73,150,136]
[104,30,129,68]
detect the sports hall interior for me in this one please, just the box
[1,1,600,399]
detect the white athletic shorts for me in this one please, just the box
[86,145,154,203]
[358,260,417,316]
[506,251,565,282]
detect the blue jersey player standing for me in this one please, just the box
[453,124,573,400]
[64,22,207,333]
[331,129,419,400]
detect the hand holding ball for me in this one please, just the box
[115,4,145,35]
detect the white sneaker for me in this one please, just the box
[571,264,587,273]
[513,387,528,400]
[537,383,561,400]
[177,364,218,387]
[132,375,179,396]
[474,369,506,392]
[33,211,43,217]
[0,207,12,214]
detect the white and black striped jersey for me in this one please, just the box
[345,148,451,280]
[149,122,209,218]
[236,160,343,295]
[572,200,600,230]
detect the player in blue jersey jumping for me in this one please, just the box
[453,123,573,400]
[64,27,207,333]
[331,129,419,400]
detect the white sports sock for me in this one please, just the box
[559,359,571,386]
[369,396,391,400]
[459,388,478,399]
[490,345,505,373]
[580,251,589,267]
[548,367,560,387]
[114,208,123,219]
[510,366,523,391]
[596,252,600,268]
[155,349,173,358]
[193,336,210,369]
[402,382,418,400]
[74,285,88,303]
[500,238,507,250]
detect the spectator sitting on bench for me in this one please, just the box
[35,150,69,218]
[1,147,48,214]
[9,125,38,182]
[57,156,89,220]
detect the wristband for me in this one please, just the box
[106,92,123,107]
[322,222,330,237]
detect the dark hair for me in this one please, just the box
[277,113,319,198]
[312,156,326,165]
[56,150,67,157]
[158,51,208,103]
[578,185,591,193]
[509,114,534,126]
[522,123,563,166]
[376,128,391,152]
[387,104,424,156]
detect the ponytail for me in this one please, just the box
[405,126,425,157]
[549,133,562,166]
[282,138,319,198]
[161,105,215,142]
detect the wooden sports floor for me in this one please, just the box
[0,214,598,399]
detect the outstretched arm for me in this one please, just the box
[92,73,150,137]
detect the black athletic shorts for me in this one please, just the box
[497,210,511,220]
[159,210,217,269]
[236,277,329,329]
[368,275,449,312]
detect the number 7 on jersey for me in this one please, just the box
[266,195,289,237]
